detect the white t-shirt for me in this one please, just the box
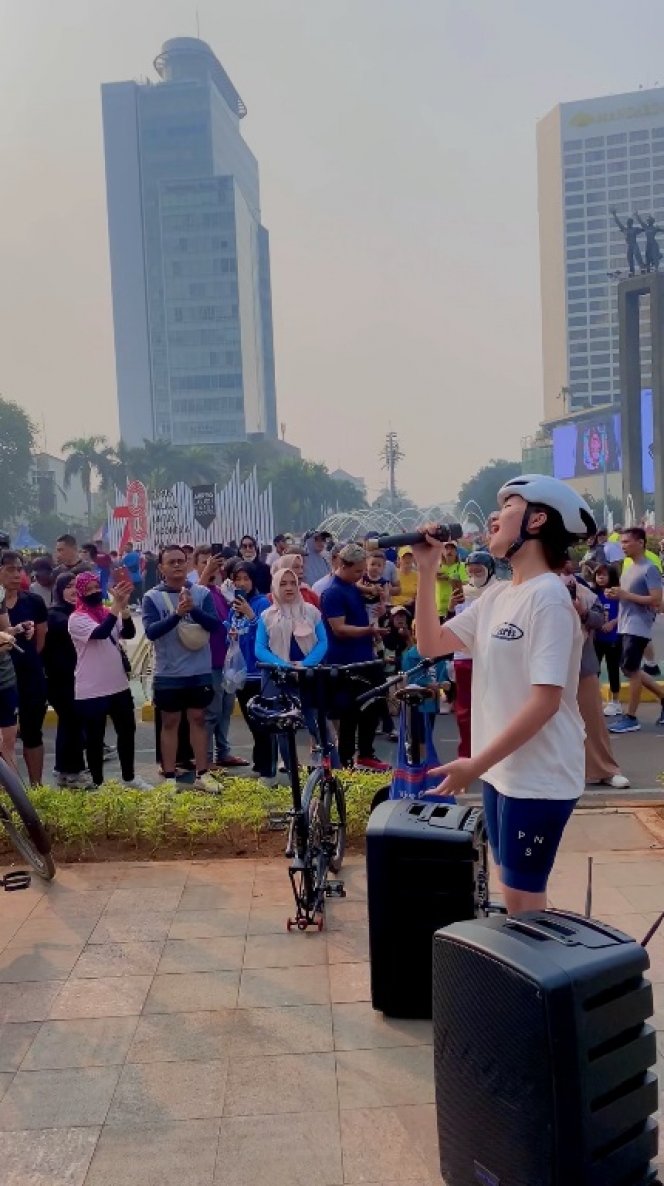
[447,573,584,800]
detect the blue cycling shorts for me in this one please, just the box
[482,782,577,893]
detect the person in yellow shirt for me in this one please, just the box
[434,542,468,621]
[393,546,418,608]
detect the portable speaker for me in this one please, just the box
[433,911,659,1186]
[365,798,488,1018]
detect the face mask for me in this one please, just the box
[83,591,104,607]
[467,572,488,589]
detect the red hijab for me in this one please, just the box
[74,571,108,624]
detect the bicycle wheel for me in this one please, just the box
[321,775,346,874]
[0,757,55,880]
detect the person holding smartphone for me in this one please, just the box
[414,475,595,916]
[223,562,272,779]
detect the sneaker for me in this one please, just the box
[603,700,622,717]
[103,742,116,758]
[193,772,223,794]
[124,776,154,791]
[69,771,96,790]
[608,716,641,734]
[643,663,661,676]
[657,704,664,727]
[356,755,392,773]
[159,778,179,791]
[600,774,631,789]
[258,774,279,788]
[216,755,250,767]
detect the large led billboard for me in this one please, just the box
[552,391,654,494]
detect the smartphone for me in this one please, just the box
[451,579,464,595]
[234,590,247,601]
[567,580,577,600]
[210,543,225,557]
[114,566,131,585]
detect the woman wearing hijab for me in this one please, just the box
[238,536,272,595]
[68,571,152,790]
[257,566,328,762]
[224,561,271,777]
[42,573,90,788]
[256,566,328,771]
[272,551,320,606]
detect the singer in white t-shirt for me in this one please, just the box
[414,475,596,915]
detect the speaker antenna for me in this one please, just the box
[585,856,593,919]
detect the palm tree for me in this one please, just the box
[61,436,115,533]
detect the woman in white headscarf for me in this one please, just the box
[255,566,329,771]
[256,567,327,669]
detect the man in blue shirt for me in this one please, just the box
[321,543,389,772]
[122,542,143,608]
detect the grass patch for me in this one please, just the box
[0,772,389,863]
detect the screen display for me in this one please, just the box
[552,391,654,493]
[553,414,622,480]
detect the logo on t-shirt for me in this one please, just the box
[491,622,524,641]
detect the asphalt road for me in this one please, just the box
[25,613,664,795]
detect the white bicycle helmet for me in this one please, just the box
[496,474,596,558]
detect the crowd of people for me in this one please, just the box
[0,507,662,805]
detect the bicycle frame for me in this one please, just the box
[257,663,378,929]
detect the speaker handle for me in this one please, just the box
[504,917,578,946]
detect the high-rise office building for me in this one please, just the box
[102,37,278,447]
[537,87,664,423]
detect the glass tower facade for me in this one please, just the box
[538,88,664,422]
[102,38,278,446]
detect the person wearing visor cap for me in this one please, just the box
[414,474,596,917]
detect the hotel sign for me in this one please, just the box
[569,101,664,128]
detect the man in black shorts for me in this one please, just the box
[0,551,48,784]
[142,545,220,792]
[607,527,664,734]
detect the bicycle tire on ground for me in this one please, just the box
[0,757,56,880]
[321,775,346,874]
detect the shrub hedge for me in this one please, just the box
[0,773,390,862]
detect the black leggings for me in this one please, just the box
[77,688,136,786]
[594,638,622,697]
[49,683,85,776]
[235,679,275,777]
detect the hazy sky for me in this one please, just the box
[2,0,664,506]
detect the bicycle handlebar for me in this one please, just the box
[355,654,448,707]
[257,660,382,683]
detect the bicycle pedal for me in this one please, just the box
[1,870,32,891]
[267,813,288,832]
[325,880,346,898]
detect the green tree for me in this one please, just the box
[456,459,521,520]
[111,440,220,491]
[26,511,75,549]
[62,436,116,533]
[0,397,36,525]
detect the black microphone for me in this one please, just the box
[374,523,463,550]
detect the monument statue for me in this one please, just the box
[635,210,663,272]
[611,208,645,275]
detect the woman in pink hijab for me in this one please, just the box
[68,571,152,790]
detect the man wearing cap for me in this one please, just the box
[304,532,331,587]
[312,544,342,598]
[393,546,418,608]
[320,543,390,772]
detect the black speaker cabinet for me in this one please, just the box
[366,799,488,1019]
[433,911,659,1186]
